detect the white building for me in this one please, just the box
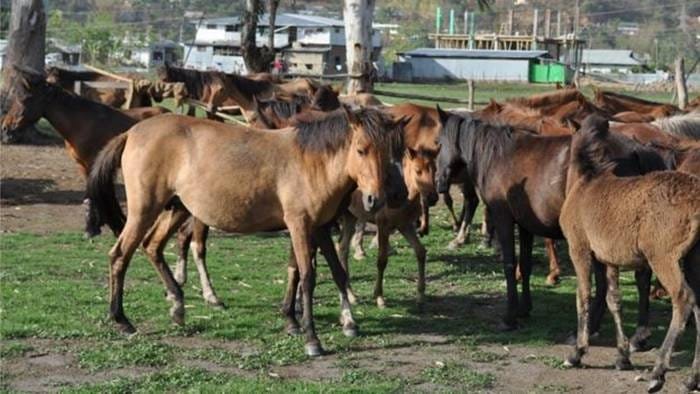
[581,49,647,74]
[130,40,179,68]
[183,13,382,75]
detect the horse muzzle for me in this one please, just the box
[425,191,439,207]
[436,177,449,194]
[362,192,384,213]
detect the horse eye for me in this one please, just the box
[416,169,423,176]
[357,148,366,156]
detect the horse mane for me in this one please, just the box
[652,112,700,140]
[226,73,273,96]
[574,115,670,179]
[294,106,403,158]
[45,67,103,82]
[601,90,672,107]
[507,88,583,108]
[311,85,341,111]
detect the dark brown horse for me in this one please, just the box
[0,69,169,236]
[435,109,669,331]
[87,107,404,356]
[561,115,700,393]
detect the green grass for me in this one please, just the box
[0,203,694,391]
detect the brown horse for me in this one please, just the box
[87,107,404,356]
[594,89,681,120]
[0,69,168,236]
[435,109,669,330]
[561,115,700,393]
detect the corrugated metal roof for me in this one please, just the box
[199,13,344,28]
[283,46,331,53]
[399,48,549,60]
[581,49,645,66]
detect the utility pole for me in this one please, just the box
[680,0,688,34]
[544,9,551,38]
[507,9,513,35]
[556,10,561,37]
[574,0,580,35]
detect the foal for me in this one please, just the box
[561,115,700,393]
[88,107,403,356]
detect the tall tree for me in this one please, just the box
[1,0,46,113]
[241,0,277,73]
[344,0,376,94]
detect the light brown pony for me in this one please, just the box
[594,89,681,120]
[561,115,700,393]
[87,107,404,357]
[0,70,169,236]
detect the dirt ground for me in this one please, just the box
[1,144,696,393]
[1,144,87,234]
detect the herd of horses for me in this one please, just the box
[2,64,700,392]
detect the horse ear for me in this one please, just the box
[436,104,449,125]
[566,118,580,133]
[407,147,417,159]
[343,104,360,126]
[581,114,609,136]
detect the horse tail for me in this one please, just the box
[87,132,128,236]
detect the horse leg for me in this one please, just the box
[174,218,193,286]
[286,219,322,356]
[189,220,223,307]
[398,224,427,306]
[682,243,700,392]
[442,190,459,232]
[448,185,479,250]
[517,226,533,318]
[417,197,430,237]
[564,239,593,368]
[630,267,653,352]
[337,212,358,304]
[588,259,608,337]
[544,239,561,285]
[108,209,160,334]
[313,224,358,338]
[492,210,518,330]
[604,267,632,370]
[647,254,694,393]
[350,219,367,261]
[281,244,301,336]
[373,222,391,309]
[142,209,190,326]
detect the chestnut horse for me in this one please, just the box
[87,107,404,356]
[0,70,169,236]
[435,110,668,330]
[594,90,681,120]
[561,115,700,393]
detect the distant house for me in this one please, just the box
[183,13,382,75]
[46,40,81,66]
[581,49,647,74]
[395,48,568,83]
[617,22,640,36]
[130,40,179,68]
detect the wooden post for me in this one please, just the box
[467,80,474,111]
[532,9,539,50]
[344,0,376,94]
[676,57,688,109]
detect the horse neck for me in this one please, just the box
[40,89,89,144]
[301,146,355,202]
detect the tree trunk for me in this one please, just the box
[344,0,375,94]
[268,0,279,51]
[675,57,688,110]
[241,0,274,74]
[1,0,46,113]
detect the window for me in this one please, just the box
[305,64,313,70]
[316,27,324,33]
[196,46,207,52]
[206,24,217,29]
[225,24,238,32]
[213,46,236,56]
[334,56,341,66]
[334,28,341,34]
[152,51,163,61]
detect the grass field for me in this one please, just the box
[5,81,698,392]
[0,203,694,392]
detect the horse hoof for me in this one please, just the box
[286,325,301,336]
[205,296,225,309]
[305,343,324,357]
[563,357,581,369]
[376,297,386,309]
[116,321,137,335]
[347,291,358,305]
[647,378,665,393]
[447,241,460,251]
[545,276,560,286]
[497,321,519,332]
[170,306,185,326]
[342,325,359,338]
[615,357,633,371]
